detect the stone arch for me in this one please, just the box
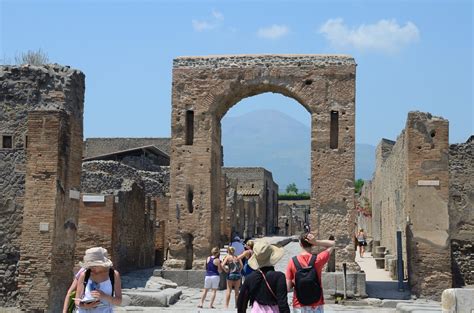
[166,55,357,270]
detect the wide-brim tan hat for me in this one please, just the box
[80,247,113,268]
[248,241,284,270]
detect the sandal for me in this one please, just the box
[197,305,203,308]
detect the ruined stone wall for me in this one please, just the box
[370,139,396,243]
[0,65,84,310]
[113,183,155,272]
[82,160,169,197]
[75,196,114,266]
[357,180,372,237]
[0,149,24,306]
[222,167,278,235]
[243,199,257,239]
[79,161,158,273]
[155,196,170,266]
[370,111,451,300]
[372,135,408,259]
[120,153,170,171]
[405,112,451,299]
[84,137,171,157]
[448,136,473,287]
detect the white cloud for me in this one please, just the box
[319,18,420,53]
[192,10,224,32]
[257,24,289,40]
[212,9,224,21]
[192,20,215,32]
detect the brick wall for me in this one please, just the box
[0,65,84,308]
[155,196,170,266]
[19,109,82,312]
[113,183,155,272]
[75,196,114,266]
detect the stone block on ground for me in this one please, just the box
[384,254,395,271]
[159,270,206,288]
[396,302,441,313]
[145,276,178,290]
[122,288,182,307]
[375,246,386,254]
[375,258,385,269]
[321,272,367,298]
[441,288,474,313]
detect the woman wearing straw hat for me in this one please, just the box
[237,241,290,313]
[75,247,122,312]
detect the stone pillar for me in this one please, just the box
[405,112,451,299]
[18,109,82,312]
[311,68,357,271]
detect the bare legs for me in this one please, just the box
[199,288,217,308]
[224,279,241,308]
[358,244,365,258]
[209,289,217,308]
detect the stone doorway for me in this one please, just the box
[166,55,357,270]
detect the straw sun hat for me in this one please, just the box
[80,247,113,268]
[247,241,284,270]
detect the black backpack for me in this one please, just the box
[83,268,115,296]
[292,254,322,305]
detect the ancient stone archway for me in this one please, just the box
[166,55,356,270]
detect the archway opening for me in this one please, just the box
[220,92,311,241]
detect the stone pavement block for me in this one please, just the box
[159,269,206,288]
[396,302,441,313]
[441,288,474,313]
[322,272,367,298]
[122,289,182,307]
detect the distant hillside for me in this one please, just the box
[222,109,375,191]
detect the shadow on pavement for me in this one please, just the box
[366,281,411,300]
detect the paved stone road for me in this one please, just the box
[117,240,397,312]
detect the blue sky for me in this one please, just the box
[1,0,472,146]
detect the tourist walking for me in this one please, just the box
[238,239,255,277]
[237,241,290,313]
[223,246,243,308]
[286,232,335,313]
[198,247,223,309]
[230,235,245,256]
[356,228,367,258]
[75,247,122,313]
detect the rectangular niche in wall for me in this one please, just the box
[186,185,194,213]
[330,111,339,149]
[2,135,13,149]
[185,110,194,145]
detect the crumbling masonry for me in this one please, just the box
[167,55,357,270]
[366,112,452,300]
[0,65,84,311]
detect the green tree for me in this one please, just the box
[354,179,364,194]
[15,49,49,66]
[286,183,298,194]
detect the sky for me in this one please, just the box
[1,0,472,146]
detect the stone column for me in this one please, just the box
[310,67,357,270]
[405,112,451,299]
[18,110,82,312]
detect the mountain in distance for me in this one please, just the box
[222,109,375,191]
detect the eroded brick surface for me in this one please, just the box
[167,55,356,270]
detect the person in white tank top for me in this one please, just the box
[75,247,122,312]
